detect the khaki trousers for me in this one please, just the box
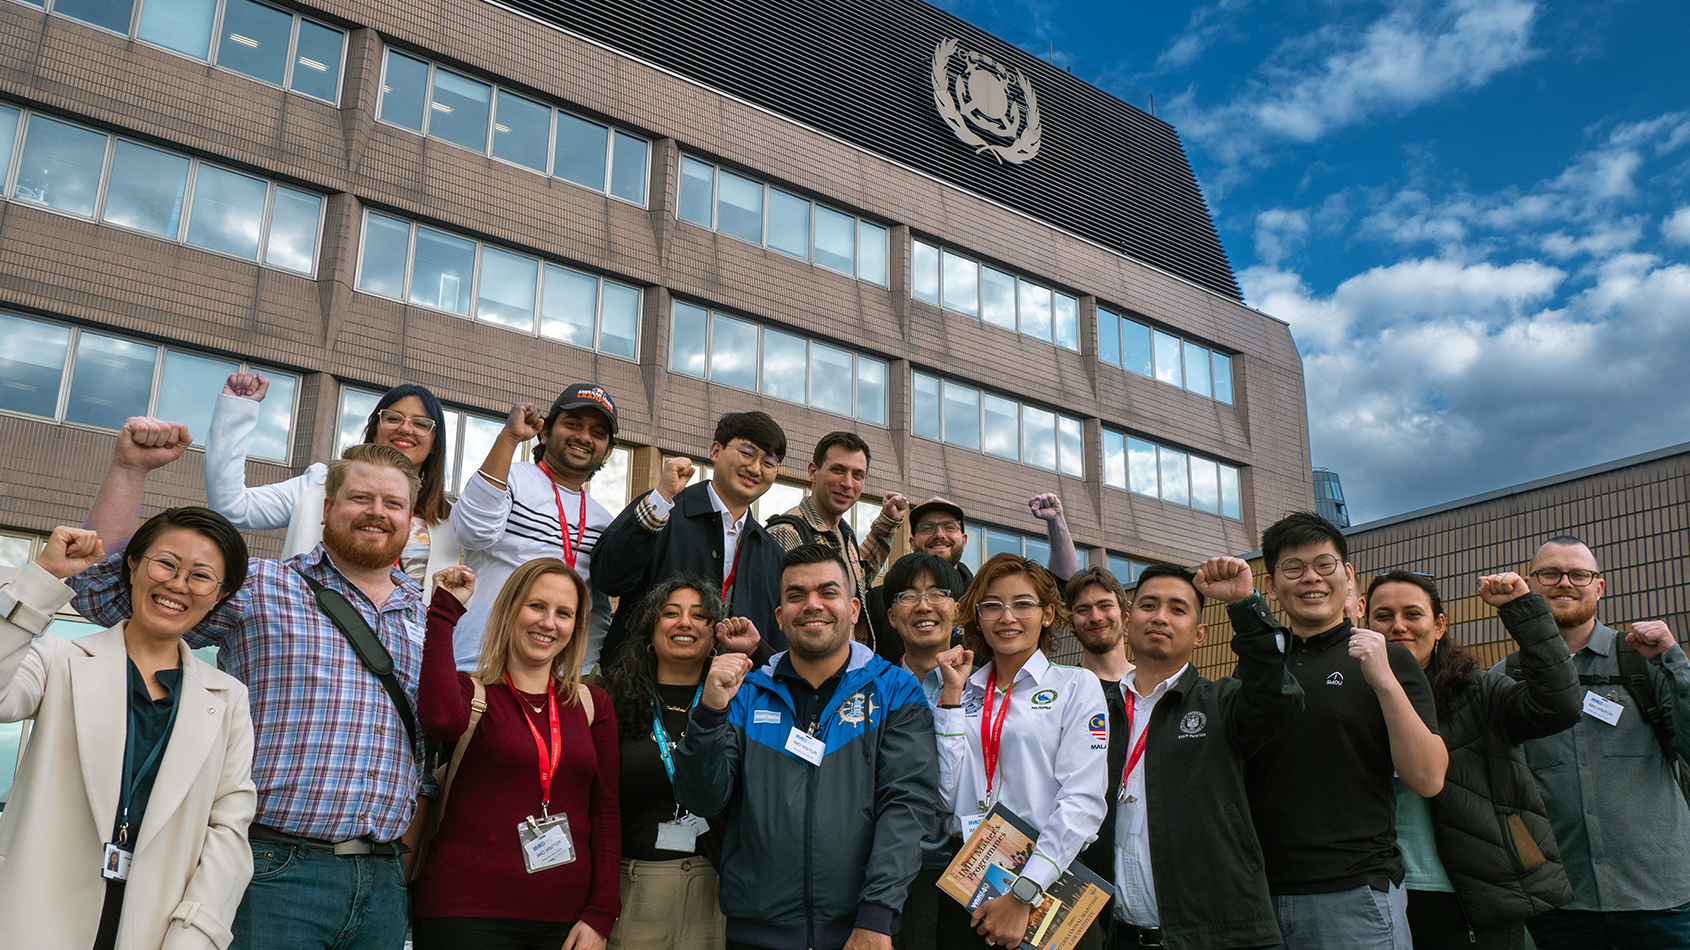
[607,857,727,950]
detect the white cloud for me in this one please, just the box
[1665,207,1690,244]
[1153,0,1254,72]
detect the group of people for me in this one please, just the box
[0,375,1686,950]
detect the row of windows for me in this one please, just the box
[677,156,890,286]
[8,0,344,103]
[0,310,299,460]
[910,240,1080,351]
[1099,309,1234,405]
[1108,555,1152,585]
[670,302,889,426]
[911,372,1085,477]
[355,211,641,359]
[1103,430,1243,520]
[0,106,324,274]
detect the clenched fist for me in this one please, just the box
[432,566,475,605]
[1627,620,1678,659]
[1478,572,1530,607]
[115,417,192,473]
[222,372,269,401]
[881,492,910,523]
[936,645,973,706]
[1348,628,1394,689]
[657,456,697,504]
[1194,556,1255,606]
[701,652,755,711]
[715,616,761,655]
[36,526,107,580]
[1027,493,1064,522]
[503,402,544,442]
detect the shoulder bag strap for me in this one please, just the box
[436,681,487,812]
[292,566,420,749]
[575,682,594,725]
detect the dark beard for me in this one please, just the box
[1074,625,1122,656]
[542,440,607,482]
[323,516,408,570]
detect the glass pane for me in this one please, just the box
[475,246,538,330]
[715,170,762,244]
[428,69,491,151]
[1018,281,1052,342]
[910,240,939,303]
[51,0,133,34]
[1021,405,1056,470]
[809,343,852,416]
[1184,341,1212,397]
[263,187,322,274]
[1102,430,1125,489]
[941,381,980,450]
[1023,537,1050,568]
[765,188,809,259]
[1190,457,1220,513]
[336,387,380,455]
[980,266,1015,329]
[1220,465,1242,520]
[554,113,609,190]
[1158,448,1189,506]
[0,107,17,176]
[0,536,31,569]
[186,165,267,259]
[102,141,188,237]
[66,334,156,430]
[985,528,1019,560]
[756,481,805,523]
[491,90,550,172]
[760,327,806,402]
[911,372,941,439]
[676,156,713,226]
[1054,294,1079,350]
[1127,438,1158,496]
[708,314,758,390]
[377,50,430,131]
[814,205,854,274]
[669,302,709,378]
[156,350,239,444]
[539,265,597,348]
[1153,330,1183,387]
[15,117,107,217]
[290,19,343,102]
[460,415,504,493]
[249,370,295,461]
[599,283,639,359]
[857,220,887,285]
[855,356,886,425]
[357,213,411,297]
[589,446,631,516]
[1122,319,1152,376]
[440,409,461,492]
[1058,416,1084,477]
[981,393,1017,460]
[940,250,977,317]
[0,314,70,418]
[609,132,647,204]
[216,0,293,86]
[1212,352,1234,405]
[409,227,476,314]
[137,0,216,59]
[1098,309,1120,366]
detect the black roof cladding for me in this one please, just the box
[495,0,1244,301]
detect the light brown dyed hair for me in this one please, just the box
[472,557,590,703]
[958,553,1071,659]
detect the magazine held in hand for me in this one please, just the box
[938,804,1112,950]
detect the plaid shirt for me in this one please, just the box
[765,496,900,647]
[71,544,432,842]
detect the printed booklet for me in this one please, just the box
[937,804,1113,950]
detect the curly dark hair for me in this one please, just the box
[1365,570,1474,718]
[600,577,726,739]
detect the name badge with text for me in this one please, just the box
[785,727,825,766]
[518,814,576,872]
[1583,690,1623,726]
[655,813,710,852]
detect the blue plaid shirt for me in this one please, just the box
[72,544,432,842]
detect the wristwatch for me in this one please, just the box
[1009,874,1043,905]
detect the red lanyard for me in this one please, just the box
[721,536,743,604]
[1120,687,1151,792]
[507,672,562,813]
[981,667,1013,800]
[536,462,587,569]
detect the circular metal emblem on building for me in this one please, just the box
[931,38,1043,165]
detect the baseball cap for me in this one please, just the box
[551,384,618,434]
[909,497,966,528]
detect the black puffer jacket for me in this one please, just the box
[1427,593,1580,928]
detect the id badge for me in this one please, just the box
[655,813,710,852]
[785,727,825,766]
[1583,690,1623,726]
[1120,794,1146,835]
[101,843,132,882]
[961,812,986,839]
[517,814,576,873]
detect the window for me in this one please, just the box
[376,48,648,205]
[960,524,1062,574]
[1102,428,1242,520]
[674,155,889,286]
[1108,555,1149,585]
[911,371,1084,474]
[908,239,1079,350]
[1098,308,1236,405]
[668,302,888,425]
[355,211,641,360]
[0,309,298,459]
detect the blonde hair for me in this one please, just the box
[472,558,590,702]
[958,553,1070,660]
[326,443,420,510]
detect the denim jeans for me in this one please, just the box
[1527,902,1690,950]
[1269,882,1412,950]
[229,839,409,950]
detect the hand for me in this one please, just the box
[1194,556,1256,605]
[36,527,107,579]
[1627,620,1678,659]
[222,371,269,401]
[971,892,1033,947]
[432,566,475,605]
[715,616,762,655]
[657,456,696,503]
[559,920,606,950]
[1027,493,1063,522]
[842,927,893,950]
[702,653,754,711]
[114,417,191,473]
[880,492,909,523]
[1349,629,1395,689]
[503,402,543,441]
[936,645,973,704]
[1478,572,1530,607]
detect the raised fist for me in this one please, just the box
[503,402,544,441]
[702,652,754,711]
[881,492,910,522]
[1478,572,1530,607]
[1348,629,1393,689]
[1627,620,1678,659]
[1028,493,1064,522]
[1194,556,1255,606]
[432,566,475,605]
[936,645,973,705]
[657,456,697,504]
[115,417,192,473]
[715,616,761,655]
[36,526,107,580]
[222,372,269,401]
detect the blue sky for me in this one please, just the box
[951,0,1690,523]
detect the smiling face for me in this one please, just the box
[808,447,868,523]
[372,395,435,469]
[910,515,968,565]
[321,460,412,570]
[1528,541,1605,631]
[976,572,1055,667]
[1070,583,1125,656]
[779,559,860,664]
[888,571,958,655]
[506,572,578,674]
[127,528,227,642]
[1366,581,1446,668]
[710,438,780,511]
[1126,575,1206,666]
[541,407,613,480]
[651,586,714,669]
[1265,539,1355,635]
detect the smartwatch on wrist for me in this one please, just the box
[1009,874,1043,905]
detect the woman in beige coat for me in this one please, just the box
[0,511,257,950]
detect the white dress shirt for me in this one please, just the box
[647,482,750,573]
[1113,664,1187,926]
[936,650,1109,890]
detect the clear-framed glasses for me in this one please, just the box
[376,409,437,432]
[1277,554,1341,579]
[1531,568,1601,588]
[732,442,781,472]
[892,589,953,607]
[913,519,962,535]
[139,554,223,596]
[974,599,1044,620]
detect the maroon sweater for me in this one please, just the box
[412,591,621,934]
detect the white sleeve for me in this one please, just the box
[204,394,306,531]
[647,489,676,518]
[935,704,969,815]
[1025,673,1109,890]
[0,563,76,722]
[449,471,515,552]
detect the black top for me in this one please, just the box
[869,561,973,664]
[1232,599,1439,895]
[1079,677,1128,881]
[619,681,725,864]
[773,654,846,734]
[115,659,183,846]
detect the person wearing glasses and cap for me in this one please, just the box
[450,385,620,674]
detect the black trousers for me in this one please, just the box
[1406,890,1524,950]
[894,867,945,950]
[411,916,575,950]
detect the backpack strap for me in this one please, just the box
[439,682,487,808]
[1597,636,1676,763]
[575,683,595,725]
[765,513,822,550]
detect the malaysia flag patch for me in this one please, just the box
[1088,713,1108,743]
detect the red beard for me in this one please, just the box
[323,515,408,570]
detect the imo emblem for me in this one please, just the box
[930,38,1043,165]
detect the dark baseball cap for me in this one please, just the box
[550,384,618,434]
[909,497,966,528]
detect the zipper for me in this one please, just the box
[805,756,817,949]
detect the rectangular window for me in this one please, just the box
[1108,556,1147,585]
[409,227,476,315]
[670,303,883,422]
[155,350,239,444]
[981,392,1018,460]
[492,90,551,173]
[1102,429,1126,489]
[1104,310,1234,406]
[985,527,1020,560]
[378,51,430,131]
[1023,536,1051,567]
[336,387,381,454]
[1189,457,1219,513]
[1219,465,1242,519]
[1058,415,1084,477]
[809,343,854,418]
[715,171,763,245]
[138,0,216,59]
[760,327,807,402]
[1152,330,1183,387]
[911,240,939,304]
[0,312,70,418]
[1017,281,1052,342]
[855,357,887,426]
[708,313,759,390]
[555,113,610,191]
[1184,340,1212,397]
[53,0,133,34]
[186,164,267,260]
[857,221,888,287]
[1098,308,1121,366]
[813,205,854,275]
[598,283,640,359]
[540,264,599,348]
[1108,428,1242,519]
[608,132,648,205]
[766,188,810,260]
[1122,318,1152,376]
[217,0,291,85]
[676,156,714,227]
[66,333,156,431]
[15,116,107,218]
[1212,352,1234,405]
[914,370,1082,474]
[670,302,709,378]
[1053,294,1078,351]
[102,141,188,238]
[263,187,322,274]
[1020,405,1056,471]
[916,241,1075,349]
[476,246,538,331]
[357,213,412,298]
[290,19,344,103]
[0,107,18,173]
[941,250,978,318]
[1158,447,1189,506]
[980,266,1016,330]
[941,380,980,450]
[248,370,296,461]
[912,372,941,439]
[1127,437,1158,496]
[428,69,492,151]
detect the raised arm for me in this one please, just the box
[0,528,96,721]
[1478,576,1581,744]
[1354,632,1447,796]
[1028,494,1078,582]
[1625,619,1690,758]
[203,374,308,531]
[856,493,908,579]
[1197,556,1304,752]
[672,652,752,818]
[87,418,191,548]
[591,457,694,598]
[933,645,974,815]
[418,567,477,742]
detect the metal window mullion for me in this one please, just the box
[179,160,202,244]
[467,242,484,322]
[758,182,769,249]
[145,343,167,418]
[751,322,764,395]
[255,182,277,266]
[526,259,544,337]
[401,221,418,301]
[635,132,651,206]
[89,134,116,223]
[126,0,143,40]
[53,325,79,422]
[600,122,614,194]
[802,339,813,409]
[483,87,498,158]
[281,13,301,91]
[543,107,558,178]
[302,187,325,277]
[805,200,816,263]
[420,63,437,138]
[591,276,605,352]
[702,308,715,382]
[327,22,347,106]
[206,0,227,64]
[1,109,24,199]
[709,162,719,231]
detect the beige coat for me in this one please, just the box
[0,563,256,950]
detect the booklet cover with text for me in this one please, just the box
[937,804,1113,950]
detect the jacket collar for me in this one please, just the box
[1583,622,1618,656]
[968,649,1051,690]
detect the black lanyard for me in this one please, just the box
[115,677,182,848]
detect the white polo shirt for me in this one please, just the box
[936,650,1109,889]
[1113,665,1187,926]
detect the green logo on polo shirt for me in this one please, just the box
[1030,689,1058,707]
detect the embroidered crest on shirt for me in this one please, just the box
[837,691,876,725]
[1030,688,1058,708]
[1179,711,1207,738]
[1326,671,1344,686]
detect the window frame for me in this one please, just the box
[1098,306,1237,406]
[1100,424,1243,521]
[909,370,1086,476]
[907,237,1079,351]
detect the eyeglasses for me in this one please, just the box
[732,443,781,473]
[1277,554,1341,579]
[139,554,223,596]
[1530,568,1601,588]
[892,589,953,607]
[376,410,436,432]
[974,599,1044,620]
[914,519,962,534]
